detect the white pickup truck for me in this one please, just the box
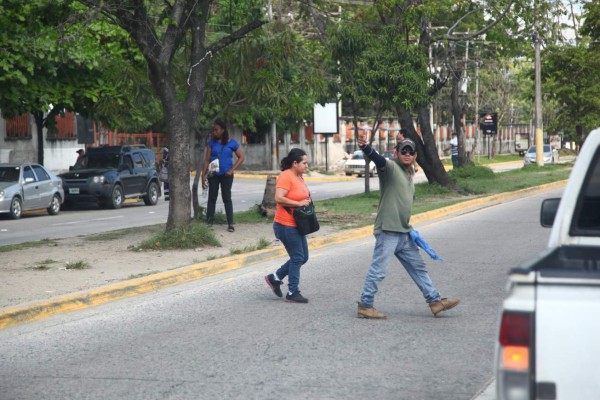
[495,128,600,400]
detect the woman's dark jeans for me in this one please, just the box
[273,222,309,294]
[206,174,234,225]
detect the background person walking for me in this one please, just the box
[355,135,460,319]
[446,132,459,169]
[160,146,170,201]
[264,148,312,304]
[201,119,245,232]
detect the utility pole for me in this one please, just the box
[475,48,480,162]
[534,30,544,166]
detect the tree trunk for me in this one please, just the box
[451,75,467,168]
[95,0,266,232]
[162,107,194,230]
[260,175,278,217]
[576,125,585,151]
[33,111,45,165]
[396,105,456,190]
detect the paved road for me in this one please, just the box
[0,187,561,399]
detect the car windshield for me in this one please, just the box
[0,166,20,182]
[84,153,121,169]
[528,145,552,154]
[352,153,364,160]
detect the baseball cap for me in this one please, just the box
[76,149,84,154]
[395,138,416,152]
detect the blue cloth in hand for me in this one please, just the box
[409,230,444,261]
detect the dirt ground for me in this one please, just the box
[0,222,337,311]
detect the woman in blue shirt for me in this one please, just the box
[201,119,245,232]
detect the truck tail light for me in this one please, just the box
[497,311,533,400]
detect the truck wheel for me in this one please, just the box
[9,197,22,219]
[106,185,124,209]
[47,194,61,215]
[143,182,159,206]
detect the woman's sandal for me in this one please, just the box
[227,225,235,232]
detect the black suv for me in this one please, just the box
[59,145,161,209]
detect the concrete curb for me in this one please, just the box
[0,179,567,330]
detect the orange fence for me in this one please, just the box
[50,113,76,139]
[5,114,30,138]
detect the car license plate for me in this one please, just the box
[69,188,80,194]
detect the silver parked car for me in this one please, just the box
[0,163,64,219]
[523,144,559,165]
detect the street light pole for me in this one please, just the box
[534,30,544,166]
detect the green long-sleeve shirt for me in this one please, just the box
[373,158,415,233]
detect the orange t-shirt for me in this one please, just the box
[274,169,310,227]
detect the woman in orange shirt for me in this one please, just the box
[264,148,312,303]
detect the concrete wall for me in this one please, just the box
[0,114,37,164]
[1,113,83,173]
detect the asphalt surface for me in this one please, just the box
[0,179,569,400]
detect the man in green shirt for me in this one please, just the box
[356,135,460,319]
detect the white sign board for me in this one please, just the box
[313,103,338,134]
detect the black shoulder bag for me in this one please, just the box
[285,198,320,236]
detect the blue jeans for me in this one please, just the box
[206,174,234,225]
[360,230,441,308]
[273,222,309,294]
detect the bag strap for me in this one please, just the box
[211,141,226,161]
[284,195,312,215]
[282,173,311,214]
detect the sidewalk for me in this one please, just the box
[0,179,567,331]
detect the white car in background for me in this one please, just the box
[523,145,559,165]
[344,151,376,177]
[0,163,64,219]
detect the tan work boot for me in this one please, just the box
[357,302,387,319]
[429,298,460,317]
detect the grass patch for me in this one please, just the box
[65,260,90,270]
[230,237,271,255]
[31,259,58,270]
[85,225,164,241]
[314,163,572,228]
[442,153,525,166]
[472,154,524,165]
[231,205,272,224]
[0,239,57,253]
[135,220,221,250]
[451,164,571,195]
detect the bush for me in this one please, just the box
[136,221,221,250]
[449,165,496,180]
